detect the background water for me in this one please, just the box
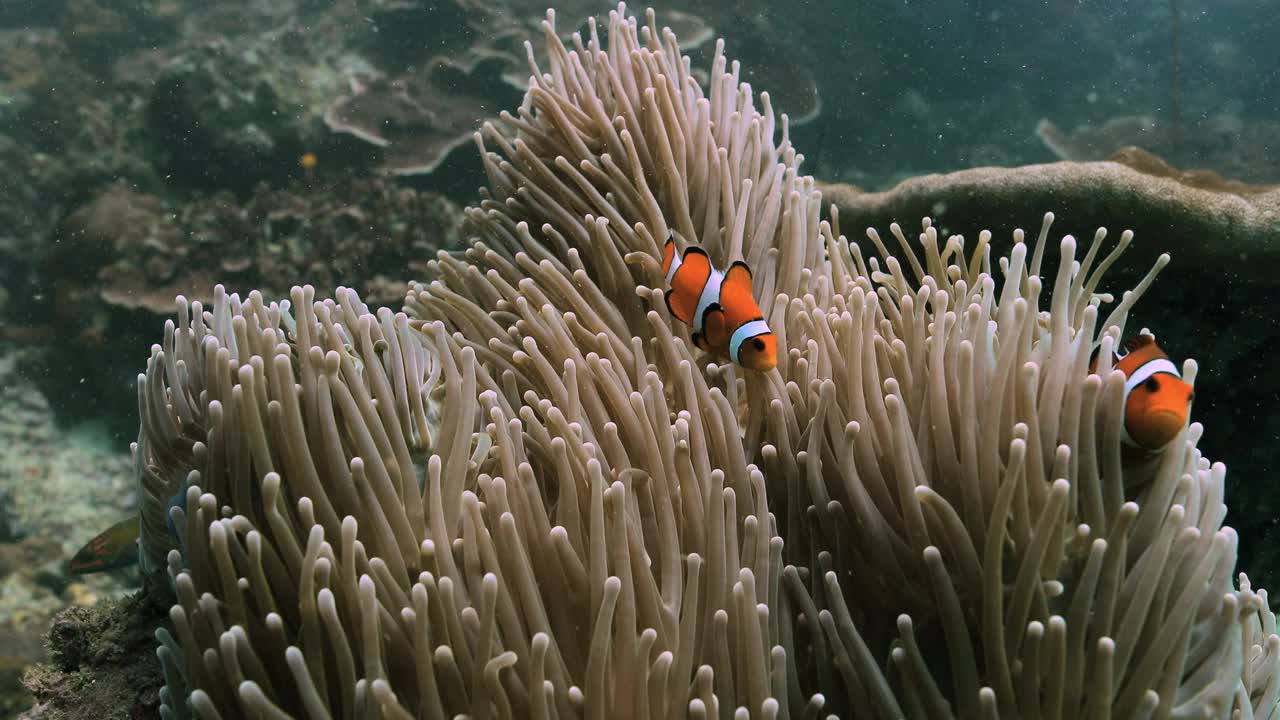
[0,0,1276,716]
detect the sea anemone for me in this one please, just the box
[132,4,1280,718]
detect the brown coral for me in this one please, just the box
[819,153,1280,285]
[324,56,520,176]
[55,179,465,315]
[326,1,815,176]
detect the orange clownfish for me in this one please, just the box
[1090,333,1194,450]
[661,234,777,371]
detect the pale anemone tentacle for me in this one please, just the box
[131,4,1280,719]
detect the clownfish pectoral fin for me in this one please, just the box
[701,303,729,349]
[723,261,754,295]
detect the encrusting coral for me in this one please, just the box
[127,4,1280,718]
[819,148,1280,286]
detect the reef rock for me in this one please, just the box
[1037,114,1280,185]
[55,178,464,317]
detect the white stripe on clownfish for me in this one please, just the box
[730,319,772,363]
[1122,358,1181,400]
[694,268,724,329]
[665,249,682,284]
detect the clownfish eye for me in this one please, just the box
[1144,377,1159,392]
[752,338,766,351]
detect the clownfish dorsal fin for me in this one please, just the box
[682,244,709,261]
[665,244,711,325]
[1127,334,1156,352]
[1089,339,1123,373]
[723,260,754,294]
[662,233,677,275]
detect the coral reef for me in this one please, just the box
[121,7,1280,718]
[819,152,1280,284]
[53,178,463,317]
[1037,115,1280,185]
[0,351,134,550]
[0,30,139,275]
[5,0,1280,717]
[130,27,345,193]
[324,56,522,176]
[327,1,816,177]
[0,345,137,716]
[59,0,181,67]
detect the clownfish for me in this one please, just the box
[1090,333,1194,450]
[661,234,777,371]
